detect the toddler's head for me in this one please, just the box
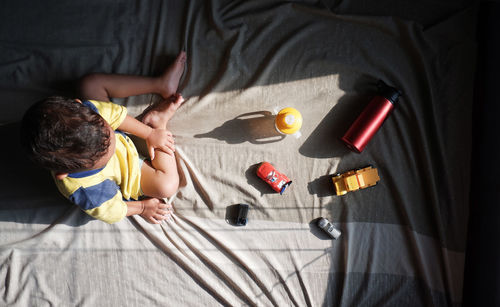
[21,96,112,173]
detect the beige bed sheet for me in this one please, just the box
[0,0,476,306]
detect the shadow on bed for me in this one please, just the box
[0,122,92,226]
[194,111,285,144]
[299,75,377,159]
[307,174,335,198]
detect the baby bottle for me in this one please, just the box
[274,107,303,138]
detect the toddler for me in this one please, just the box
[21,52,187,224]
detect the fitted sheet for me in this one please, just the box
[0,0,476,306]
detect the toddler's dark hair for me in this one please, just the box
[21,96,111,173]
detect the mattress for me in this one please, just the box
[0,0,477,306]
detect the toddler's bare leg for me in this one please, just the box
[137,51,186,125]
[137,52,186,198]
[80,51,186,102]
[158,51,187,99]
[139,95,185,198]
[140,93,184,129]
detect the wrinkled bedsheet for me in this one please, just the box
[0,0,476,306]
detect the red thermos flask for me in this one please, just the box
[341,80,402,153]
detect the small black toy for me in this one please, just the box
[225,204,249,226]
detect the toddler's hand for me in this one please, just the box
[146,128,175,160]
[140,197,174,224]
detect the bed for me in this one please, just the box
[0,0,479,306]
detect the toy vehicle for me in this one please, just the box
[317,217,341,239]
[332,166,380,195]
[256,162,292,194]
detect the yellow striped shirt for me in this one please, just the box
[53,100,142,224]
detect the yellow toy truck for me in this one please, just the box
[332,166,380,195]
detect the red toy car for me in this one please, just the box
[256,162,292,194]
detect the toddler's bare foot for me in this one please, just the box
[158,51,187,99]
[141,94,185,129]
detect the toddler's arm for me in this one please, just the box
[118,115,175,159]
